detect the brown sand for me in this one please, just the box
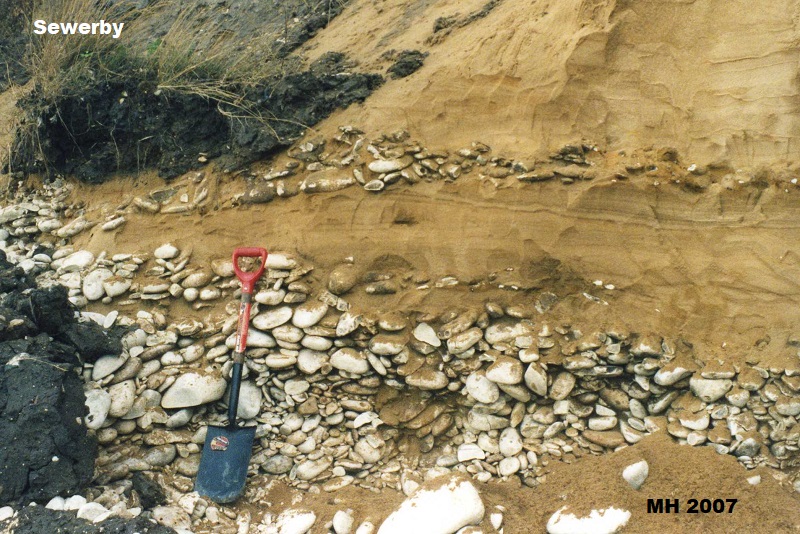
[301,0,800,169]
[56,152,800,531]
[190,433,800,533]
[47,126,800,533]
[68,155,800,369]
[486,433,800,533]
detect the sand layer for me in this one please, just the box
[302,0,800,168]
[67,152,800,370]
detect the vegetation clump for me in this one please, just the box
[5,0,381,181]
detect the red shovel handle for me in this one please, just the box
[232,247,268,294]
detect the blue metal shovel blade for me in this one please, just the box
[194,424,256,503]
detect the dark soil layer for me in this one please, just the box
[2,506,176,534]
[11,52,381,182]
[0,348,96,505]
[0,250,124,506]
[5,0,382,182]
[227,52,382,175]
[13,82,229,183]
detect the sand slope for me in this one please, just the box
[303,0,800,168]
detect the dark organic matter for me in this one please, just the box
[0,348,96,505]
[387,50,428,79]
[2,506,176,534]
[0,251,125,506]
[6,0,379,182]
[11,55,381,182]
[131,473,167,510]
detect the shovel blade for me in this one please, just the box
[194,425,256,503]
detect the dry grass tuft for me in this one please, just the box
[27,0,121,101]
[11,0,295,173]
[28,0,282,103]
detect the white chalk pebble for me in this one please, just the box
[0,506,14,521]
[355,522,376,534]
[77,502,111,523]
[490,509,504,529]
[276,509,316,534]
[622,459,649,490]
[64,495,87,511]
[45,496,66,511]
[154,243,179,259]
[333,509,355,534]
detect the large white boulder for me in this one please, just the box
[378,475,484,534]
[161,372,228,409]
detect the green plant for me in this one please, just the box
[145,38,161,57]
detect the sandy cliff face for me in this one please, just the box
[559,0,800,166]
[306,0,800,168]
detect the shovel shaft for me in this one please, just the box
[233,294,253,356]
[228,356,245,425]
[228,248,267,426]
[229,293,254,425]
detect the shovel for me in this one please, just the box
[195,247,268,503]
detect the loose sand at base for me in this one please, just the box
[194,433,800,533]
